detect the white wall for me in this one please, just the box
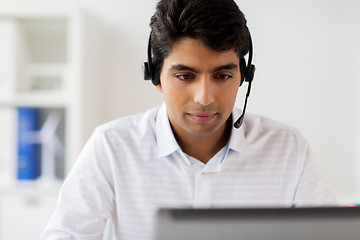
[239,0,360,204]
[1,0,359,204]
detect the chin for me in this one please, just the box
[185,125,222,137]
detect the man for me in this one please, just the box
[41,0,337,239]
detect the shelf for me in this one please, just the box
[0,15,70,106]
[0,180,62,196]
[0,6,76,18]
[0,6,103,194]
[0,93,69,108]
[22,63,68,92]
[0,11,74,186]
[0,7,101,240]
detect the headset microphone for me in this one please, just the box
[233,33,256,129]
[234,67,254,128]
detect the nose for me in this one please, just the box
[193,76,215,105]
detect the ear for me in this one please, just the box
[155,83,162,92]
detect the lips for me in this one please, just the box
[187,112,217,123]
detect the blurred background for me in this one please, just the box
[0,0,359,239]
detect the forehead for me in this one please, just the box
[163,38,239,70]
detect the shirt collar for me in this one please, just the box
[156,103,180,158]
[155,103,248,159]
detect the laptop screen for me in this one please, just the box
[154,207,360,240]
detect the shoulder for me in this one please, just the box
[243,113,307,146]
[92,106,161,139]
[244,113,300,133]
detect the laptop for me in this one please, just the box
[154,207,360,240]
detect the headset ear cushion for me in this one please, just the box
[151,63,161,86]
[143,62,152,80]
[239,58,246,86]
[246,64,256,83]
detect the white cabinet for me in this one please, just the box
[0,185,59,240]
[0,7,104,181]
[0,6,105,240]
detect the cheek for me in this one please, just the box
[221,84,240,104]
[230,88,239,102]
[162,84,187,108]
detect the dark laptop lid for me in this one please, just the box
[154,207,360,240]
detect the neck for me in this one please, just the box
[173,118,232,164]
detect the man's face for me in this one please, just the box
[156,38,241,139]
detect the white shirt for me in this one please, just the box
[41,103,337,240]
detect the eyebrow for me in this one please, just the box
[169,64,199,72]
[169,63,238,73]
[212,63,238,72]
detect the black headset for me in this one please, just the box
[143,32,256,129]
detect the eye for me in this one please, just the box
[214,73,233,81]
[174,73,195,81]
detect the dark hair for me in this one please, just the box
[150,0,251,71]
